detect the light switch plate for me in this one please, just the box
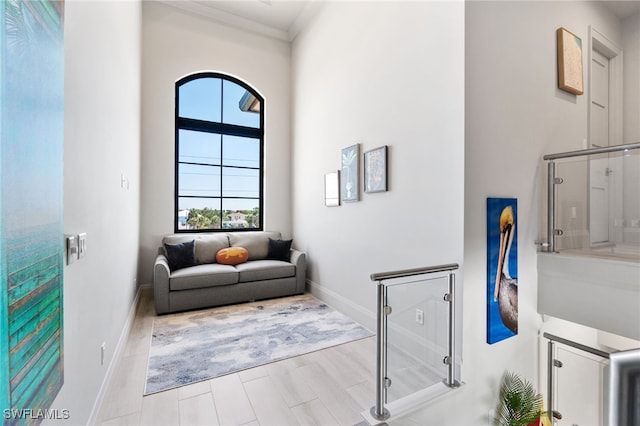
[66,235,77,265]
[78,232,87,259]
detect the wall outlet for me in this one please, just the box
[101,342,106,366]
[488,409,496,424]
[415,308,424,325]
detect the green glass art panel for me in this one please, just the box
[1,1,65,424]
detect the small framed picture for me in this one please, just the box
[341,144,360,202]
[364,145,388,193]
[324,171,340,207]
[557,27,584,95]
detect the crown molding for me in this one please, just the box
[158,0,292,42]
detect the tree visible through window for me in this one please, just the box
[175,73,264,232]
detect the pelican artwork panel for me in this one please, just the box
[487,198,518,344]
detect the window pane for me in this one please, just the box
[179,78,222,122]
[222,135,260,168]
[175,73,264,232]
[178,198,222,231]
[221,200,260,229]
[178,164,221,197]
[222,80,260,128]
[222,167,259,198]
[179,130,221,165]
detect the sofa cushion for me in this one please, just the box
[235,260,295,283]
[170,264,239,291]
[163,234,230,264]
[267,238,293,261]
[164,240,196,271]
[194,234,230,264]
[216,247,249,265]
[228,231,282,260]
[163,234,196,246]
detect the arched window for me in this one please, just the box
[175,73,264,232]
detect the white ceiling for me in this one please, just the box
[160,0,640,41]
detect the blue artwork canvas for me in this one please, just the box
[487,198,518,344]
[1,0,65,421]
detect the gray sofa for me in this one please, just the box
[153,231,306,314]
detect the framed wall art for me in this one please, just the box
[341,144,359,202]
[364,145,388,193]
[324,171,340,207]
[557,27,584,95]
[487,197,518,344]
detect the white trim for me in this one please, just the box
[306,279,376,331]
[87,286,144,425]
[157,0,290,41]
[589,26,624,148]
[588,26,624,245]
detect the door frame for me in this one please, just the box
[588,26,623,246]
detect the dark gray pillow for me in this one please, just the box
[164,240,196,271]
[266,238,292,261]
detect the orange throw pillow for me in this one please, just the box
[216,247,249,265]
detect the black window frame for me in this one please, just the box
[174,72,264,233]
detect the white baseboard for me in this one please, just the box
[307,279,376,332]
[87,285,143,425]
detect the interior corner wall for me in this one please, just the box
[49,1,142,424]
[139,2,292,286]
[465,1,621,423]
[291,1,465,422]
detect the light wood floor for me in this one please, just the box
[96,288,376,426]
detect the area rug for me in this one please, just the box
[144,294,373,395]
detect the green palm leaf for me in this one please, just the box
[496,371,543,426]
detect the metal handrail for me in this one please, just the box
[544,333,611,423]
[371,263,459,281]
[370,263,460,421]
[543,332,610,359]
[543,141,640,160]
[543,142,640,252]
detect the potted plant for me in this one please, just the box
[495,371,547,426]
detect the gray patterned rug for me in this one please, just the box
[144,294,373,395]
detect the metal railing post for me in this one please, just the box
[547,340,555,423]
[444,272,460,388]
[547,160,556,253]
[370,280,390,421]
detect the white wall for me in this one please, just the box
[292,1,466,423]
[139,2,292,286]
[466,1,621,424]
[50,1,142,424]
[622,12,640,234]
[292,0,465,321]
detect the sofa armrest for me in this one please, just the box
[154,253,171,314]
[290,249,306,293]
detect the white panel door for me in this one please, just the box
[589,49,610,244]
